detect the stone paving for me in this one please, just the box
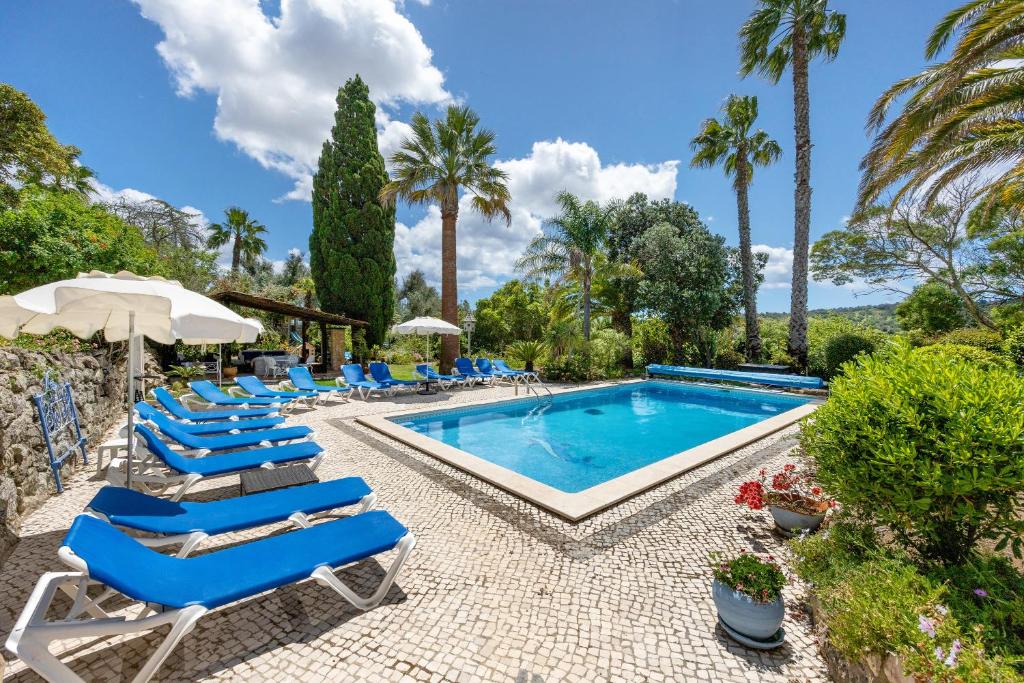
[0,380,830,682]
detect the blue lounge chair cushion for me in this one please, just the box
[236,375,317,399]
[151,387,279,422]
[64,511,408,609]
[87,478,372,536]
[476,358,514,377]
[138,405,312,451]
[341,364,388,390]
[646,364,826,390]
[288,367,352,394]
[369,363,418,387]
[136,402,284,434]
[493,359,530,376]
[454,358,488,378]
[191,380,285,406]
[135,424,321,476]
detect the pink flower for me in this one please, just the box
[918,615,936,638]
[973,588,988,597]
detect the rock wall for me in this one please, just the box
[0,346,129,560]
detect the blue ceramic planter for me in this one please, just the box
[712,579,784,641]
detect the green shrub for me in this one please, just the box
[590,329,629,377]
[506,339,545,372]
[2,330,86,353]
[632,317,671,367]
[807,316,887,378]
[822,332,877,378]
[542,351,604,382]
[801,341,1024,564]
[1003,325,1024,367]
[714,347,744,370]
[916,343,1011,370]
[935,327,1004,353]
[790,516,882,589]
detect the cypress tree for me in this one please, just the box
[310,75,395,347]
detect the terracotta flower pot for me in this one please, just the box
[711,579,785,641]
[769,494,828,536]
[222,366,238,379]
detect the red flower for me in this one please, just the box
[783,464,797,472]
[811,487,822,496]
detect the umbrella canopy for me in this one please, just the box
[391,316,461,336]
[0,271,263,488]
[0,270,262,344]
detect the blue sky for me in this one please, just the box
[2,0,962,312]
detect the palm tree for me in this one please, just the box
[740,0,846,369]
[206,207,268,273]
[516,191,612,342]
[380,105,511,372]
[859,0,1024,214]
[691,95,781,362]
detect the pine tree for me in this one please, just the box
[310,75,395,346]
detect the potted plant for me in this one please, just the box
[735,463,835,536]
[711,552,786,647]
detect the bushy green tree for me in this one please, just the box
[311,76,396,346]
[396,269,440,320]
[472,279,545,351]
[895,281,968,334]
[0,84,89,209]
[634,222,739,366]
[0,187,159,293]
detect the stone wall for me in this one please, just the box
[0,346,129,560]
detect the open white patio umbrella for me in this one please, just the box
[0,270,262,487]
[391,316,461,365]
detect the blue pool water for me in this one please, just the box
[393,381,811,493]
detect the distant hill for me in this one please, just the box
[762,303,900,332]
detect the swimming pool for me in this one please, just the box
[361,381,817,520]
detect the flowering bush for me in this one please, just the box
[734,463,835,515]
[711,552,785,604]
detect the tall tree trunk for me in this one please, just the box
[735,149,762,362]
[440,209,459,373]
[788,26,812,370]
[611,306,634,369]
[582,265,592,342]
[231,234,242,273]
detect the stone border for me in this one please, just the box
[356,382,819,522]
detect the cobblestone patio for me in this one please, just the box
[0,381,829,682]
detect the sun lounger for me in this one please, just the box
[414,364,463,390]
[188,380,289,409]
[369,362,419,390]
[284,366,351,401]
[476,358,518,384]
[85,478,375,556]
[136,403,314,454]
[135,401,285,435]
[151,387,281,422]
[341,364,394,399]
[232,375,318,408]
[493,358,538,382]
[454,357,491,385]
[123,424,323,500]
[6,511,414,683]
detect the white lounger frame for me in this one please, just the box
[5,532,415,683]
[105,439,325,501]
[278,379,350,403]
[227,385,318,410]
[334,377,395,400]
[179,391,292,414]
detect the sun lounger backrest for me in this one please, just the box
[342,364,368,384]
[152,387,190,419]
[134,424,192,473]
[190,380,229,402]
[476,358,494,374]
[236,375,268,395]
[368,362,394,383]
[288,366,316,390]
[454,358,476,375]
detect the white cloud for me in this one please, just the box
[753,244,793,290]
[88,179,210,228]
[133,0,450,199]
[396,138,679,290]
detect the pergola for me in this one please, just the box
[210,290,367,370]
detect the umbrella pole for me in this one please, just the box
[125,311,135,489]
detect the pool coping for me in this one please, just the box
[356,380,820,522]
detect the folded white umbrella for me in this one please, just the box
[0,270,263,487]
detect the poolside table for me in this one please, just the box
[417,379,438,395]
[240,464,319,495]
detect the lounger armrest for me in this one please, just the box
[278,381,296,391]
[179,393,202,410]
[227,386,247,398]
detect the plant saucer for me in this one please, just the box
[718,618,786,650]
